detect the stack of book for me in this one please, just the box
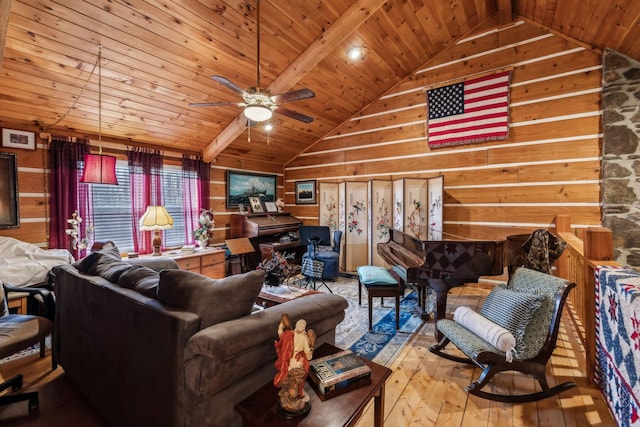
[308,349,372,398]
[181,245,195,254]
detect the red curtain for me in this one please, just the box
[128,148,163,254]
[182,154,211,244]
[48,135,92,259]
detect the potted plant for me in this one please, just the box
[257,251,297,287]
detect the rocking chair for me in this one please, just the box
[429,267,577,403]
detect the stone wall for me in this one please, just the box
[602,49,640,268]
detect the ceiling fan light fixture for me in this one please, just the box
[244,105,272,122]
[348,46,363,60]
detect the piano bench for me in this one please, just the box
[357,266,406,330]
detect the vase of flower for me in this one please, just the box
[193,209,215,248]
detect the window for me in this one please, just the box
[92,165,134,252]
[161,166,186,248]
[91,162,194,252]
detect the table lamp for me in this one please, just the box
[139,206,174,256]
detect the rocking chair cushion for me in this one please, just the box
[453,306,516,360]
[480,286,543,355]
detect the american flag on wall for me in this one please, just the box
[426,70,511,148]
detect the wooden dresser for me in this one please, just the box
[169,248,226,278]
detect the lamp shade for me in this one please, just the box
[139,206,174,230]
[80,153,119,185]
[244,105,272,122]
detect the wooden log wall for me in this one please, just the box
[0,124,49,246]
[208,153,284,244]
[0,127,283,248]
[285,17,603,241]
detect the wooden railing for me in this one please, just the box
[553,215,617,382]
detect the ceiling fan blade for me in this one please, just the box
[211,76,246,96]
[189,101,245,107]
[270,88,315,104]
[274,107,314,123]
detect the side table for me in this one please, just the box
[235,343,391,427]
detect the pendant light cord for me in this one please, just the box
[98,44,102,153]
[45,44,103,151]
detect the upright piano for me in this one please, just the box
[230,213,303,268]
[378,229,504,338]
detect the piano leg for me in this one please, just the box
[409,282,432,321]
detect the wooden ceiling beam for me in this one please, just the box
[202,0,388,163]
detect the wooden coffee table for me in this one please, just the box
[256,285,321,308]
[235,343,392,427]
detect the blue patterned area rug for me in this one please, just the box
[329,275,424,367]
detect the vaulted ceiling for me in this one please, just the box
[0,0,638,165]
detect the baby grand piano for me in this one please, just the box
[378,229,504,339]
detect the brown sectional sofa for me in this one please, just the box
[52,248,347,427]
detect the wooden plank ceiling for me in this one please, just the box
[0,0,638,165]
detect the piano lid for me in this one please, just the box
[231,213,302,238]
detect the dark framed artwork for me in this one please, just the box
[295,180,316,205]
[2,128,35,150]
[0,152,19,228]
[226,170,277,208]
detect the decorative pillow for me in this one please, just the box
[454,306,516,361]
[0,280,7,317]
[118,265,160,298]
[157,269,265,329]
[480,285,543,355]
[357,265,398,286]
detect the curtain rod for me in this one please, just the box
[38,132,203,161]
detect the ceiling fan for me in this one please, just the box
[190,0,315,124]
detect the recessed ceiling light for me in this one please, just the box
[347,46,362,60]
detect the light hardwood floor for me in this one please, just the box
[0,285,616,426]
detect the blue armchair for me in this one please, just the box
[300,226,342,281]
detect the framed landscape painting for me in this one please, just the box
[295,180,316,205]
[226,170,277,208]
[0,152,19,228]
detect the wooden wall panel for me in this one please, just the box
[517,160,601,182]
[285,19,603,242]
[487,139,601,164]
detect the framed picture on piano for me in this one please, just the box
[248,196,265,213]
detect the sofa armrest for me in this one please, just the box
[184,293,347,396]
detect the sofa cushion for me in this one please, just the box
[118,265,160,298]
[96,259,133,283]
[480,285,543,355]
[74,245,122,275]
[157,269,265,329]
